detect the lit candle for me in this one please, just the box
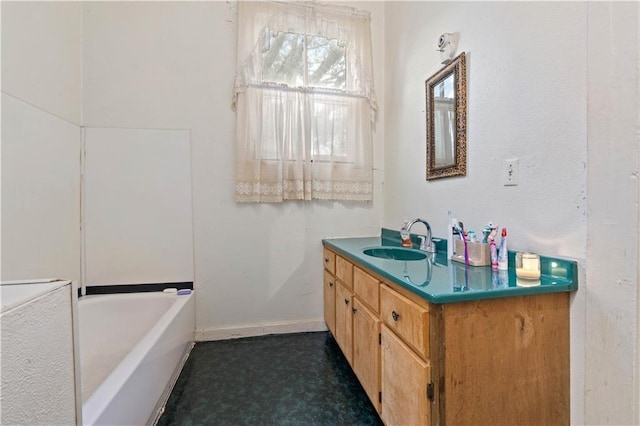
[516,252,541,280]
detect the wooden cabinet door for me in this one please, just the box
[381,325,430,426]
[323,270,336,335]
[353,298,381,413]
[335,281,353,365]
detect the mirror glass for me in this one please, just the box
[433,73,456,168]
[425,52,466,180]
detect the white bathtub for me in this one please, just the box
[79,291,195,426]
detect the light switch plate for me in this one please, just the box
[503,158,519,186]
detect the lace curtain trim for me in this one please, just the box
[236,179,373,203]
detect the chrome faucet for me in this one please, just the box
[406,218,436,253]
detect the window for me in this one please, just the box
[262,32,346,90]
[233,1,377,202]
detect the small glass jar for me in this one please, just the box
[515,252,541,280]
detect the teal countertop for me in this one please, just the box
[322,229,578,304]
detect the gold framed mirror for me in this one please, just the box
[425,52,467,180]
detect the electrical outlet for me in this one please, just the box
[503,158,519,186]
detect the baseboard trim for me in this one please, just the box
[196,319,328,342]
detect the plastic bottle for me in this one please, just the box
[497,228,508,270]
[400,220,412,247]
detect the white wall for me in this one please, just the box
[81,1,385,338]
[384,2,639,425]
[1,2,82,282]
[384,2,587,257]
[586,3,640,424]
[1,1,82,125]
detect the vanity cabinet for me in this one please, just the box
[324,252,429,419]
[322,246,570,426]
[325,255,382,412]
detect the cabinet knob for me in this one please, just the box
[344,298,350,305]
[324,258,329,263]
[352,307,358,314]
[391,310,400,321]
[329,281,334,287]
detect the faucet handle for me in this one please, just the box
[417,235,436,252]
[417,236,427,251]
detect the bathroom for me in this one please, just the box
[1,1,639,425]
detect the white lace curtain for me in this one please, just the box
[233,1,377,203]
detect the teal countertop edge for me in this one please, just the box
[322,228,578,304]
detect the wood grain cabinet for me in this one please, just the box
[380,284,429,359]
[334,280,353,365]
[322,246,570,426]
[379,283,431,423]
[352,266,381,412]
[353,298,381,412]
[323,247,335,275]
[381,324,430,426]
[323,270,336,336]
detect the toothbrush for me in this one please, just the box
[462,231,470,266]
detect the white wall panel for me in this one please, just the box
[83,127,194,285]
[1,94,81,282]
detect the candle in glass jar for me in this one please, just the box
[516,252,541,280]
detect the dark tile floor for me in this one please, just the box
[157,331,383,426]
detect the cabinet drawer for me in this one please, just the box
[354,267,380,314]
[336,256,353,289]
[323,248,336,274]
[380,285,429,359]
